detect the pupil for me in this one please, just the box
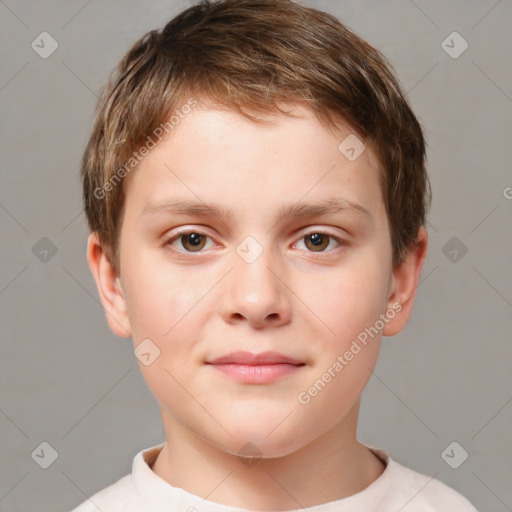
[310,233,323,246]
[181,233,202,246]
[188,233,202,246]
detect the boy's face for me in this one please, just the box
[89,101,426,458]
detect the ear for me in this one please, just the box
[382,226,428,336]
[86,232,132,338]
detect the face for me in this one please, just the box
[92,101,423,459]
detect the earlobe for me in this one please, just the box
[86,232,132,338]
[382,227,428,337]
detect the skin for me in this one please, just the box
[87,101,428,510]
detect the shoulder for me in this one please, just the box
[385,457,478,511]
[68,442,166,512]
[68,473,145,512]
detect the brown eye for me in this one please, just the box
[180,232,207,252]
[295,231,346,256]
[303,233,331,252]
[164,229,217,255]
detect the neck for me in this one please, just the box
[151,401,386,510]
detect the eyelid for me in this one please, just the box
[163,226,349,255]
[163,227,217,254]
[295,225,348,239]
[292,228,347,256]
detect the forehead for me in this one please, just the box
[122,103,385,227]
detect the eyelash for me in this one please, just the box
[162,228,348,259]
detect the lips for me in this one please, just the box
[206,351,305,384]
[206,351,304,366]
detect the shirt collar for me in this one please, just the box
[132,441,394,511]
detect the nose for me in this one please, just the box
[218,244,292,329]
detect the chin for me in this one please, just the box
[207,421,310,461]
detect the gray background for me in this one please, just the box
[1,0,511,511]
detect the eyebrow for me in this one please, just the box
[141,196,372,225]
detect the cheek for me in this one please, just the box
[120,254,211,379]
[293,266,387,430]
[121,252,201,338]
[304,257,390,345]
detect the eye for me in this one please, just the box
[163,229,347,256]
[294,231,345,254]
[164,230,215,253]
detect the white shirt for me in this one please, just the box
[70,442,478,511]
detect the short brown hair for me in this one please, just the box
[81,0,431,274]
